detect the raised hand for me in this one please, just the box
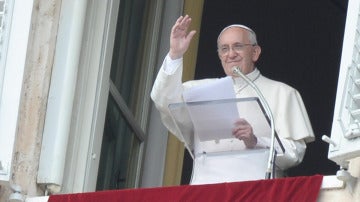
[169,15,197,60]
[232,118,257,148]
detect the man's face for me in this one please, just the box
[217,27,261,76]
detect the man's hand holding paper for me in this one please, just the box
[232,118,257,148]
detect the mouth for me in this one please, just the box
[227,60,241,65]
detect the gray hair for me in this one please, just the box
[217,24,258,45]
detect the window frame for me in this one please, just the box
[0,0,33,183]
[59,0,166,192]
[57,0,183,193]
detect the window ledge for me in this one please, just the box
[25,196,49,202]
[24,176,344,201]
[321,175,345,190]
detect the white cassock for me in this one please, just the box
[151,54,315,185]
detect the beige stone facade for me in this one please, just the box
[0,0,61,201]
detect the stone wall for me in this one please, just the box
[0,0,61,201]
[318,157,360,201]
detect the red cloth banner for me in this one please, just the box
[49,175,323,202]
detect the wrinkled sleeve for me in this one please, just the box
[276,138,307,170]
[150,55,186,142]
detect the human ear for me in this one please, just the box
[252,45,261,62]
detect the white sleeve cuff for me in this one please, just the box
[162,54,182,75]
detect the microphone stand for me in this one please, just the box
[232,67,276,179]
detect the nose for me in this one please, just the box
[228,47,238,58]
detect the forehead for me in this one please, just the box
[218,27,250,45]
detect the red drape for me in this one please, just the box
[49,175,323,202]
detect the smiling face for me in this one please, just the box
[217,27,261,76]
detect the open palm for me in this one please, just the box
[169,15,196,60]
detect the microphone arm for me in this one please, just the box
[232,67,276,179]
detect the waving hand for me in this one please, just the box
[169,15,197,60]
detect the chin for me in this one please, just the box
[226,71,235,77]
[225,67,236,75]
[224,70,232,76]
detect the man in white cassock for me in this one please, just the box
[151,15,315,185]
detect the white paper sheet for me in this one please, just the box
[182,77,239,141]
[183,76,236,101]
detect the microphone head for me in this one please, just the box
[232,66,242,77]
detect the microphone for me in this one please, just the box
[232,66,277,180]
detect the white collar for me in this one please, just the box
[233,68,260,84]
